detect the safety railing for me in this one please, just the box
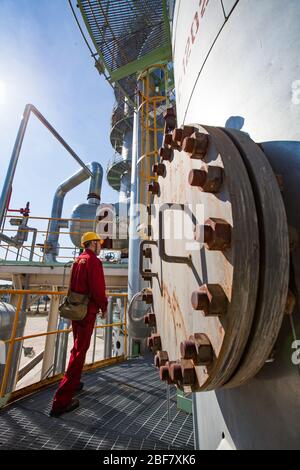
[137,64,169,237]
[0,213,113,264]
[0,289,127,405]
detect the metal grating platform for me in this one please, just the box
[0,357,194,450]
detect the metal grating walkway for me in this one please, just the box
[0,357,194,450]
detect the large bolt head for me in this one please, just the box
[180,340,198,361]
[159,146,173,161]
[192,333,214,365]
[152,163,166,177]
[150,334,162,352]
[191,290,210,312]
[169,363,183,382]
[144,313,156,327]
[172,126,195,147]
[189,166,223,193]
[142,292,153,304]
[181,360,197,385]
[204,218,231,251]
[163,108,176,133]
[159,365,170,382]
[163,107,176,120]
[154,351,169,368]
[163,133,173,147]
[191,285,228,317]
[148,181,160,195]
[154,354,160,368]
[182,131,209,159]
[147,336,154,350]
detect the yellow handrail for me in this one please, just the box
[0,289,128,399]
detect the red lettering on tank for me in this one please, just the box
[178,0,210,102]
[191,11,199,44]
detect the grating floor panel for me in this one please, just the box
[0,356,194,450]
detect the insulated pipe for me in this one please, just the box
[104,297,113,359]
[0,103,92,230]
[45,162,103,262]
[119,172,131,203]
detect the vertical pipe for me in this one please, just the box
[104,297,113,359]
[0,105,31,229]
[41,287,60,379]
[92,316,98,363]
[124,296,128,358]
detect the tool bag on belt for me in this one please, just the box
[58,264,89,321]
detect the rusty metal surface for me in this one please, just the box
[220,129,290,387]
[150,124,261,391]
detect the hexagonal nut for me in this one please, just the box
[147,336,154,351]
[152,162,166,177]
[192,333,214,365]
[154,351,169,368]
[163,107,176,122]
[180,340,198,361]
[142,292,153,304]
[169,362,183,383]
[159,146,173,162]
[144,313,156,327]
[204,217,231,251]
[149,334,162,353]
[182,131,209,159]
[148,181,160,195]
[163,133,173,147]
[172,126,195,147]
[188,166,223,193]
[180,359,197,385]
[159,365,171,382]
[191,284,228,316]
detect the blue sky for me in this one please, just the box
[0,0,119,261]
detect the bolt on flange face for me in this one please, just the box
[150,124,290,390]
[150,124,261,391]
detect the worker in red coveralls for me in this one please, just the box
[50,232,108,417]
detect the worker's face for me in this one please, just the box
[93,240,102,256]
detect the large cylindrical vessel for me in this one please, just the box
[148,0,300,450]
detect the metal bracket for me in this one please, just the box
[158,203,193,266]
[139,240,157,279]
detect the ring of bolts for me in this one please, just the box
[145,108,232,387]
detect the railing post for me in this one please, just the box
[0,295,22,398]
[104,297,113,359]
[41,286,60,379]
[124,296,128,358]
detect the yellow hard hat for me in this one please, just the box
[81,231,104,247]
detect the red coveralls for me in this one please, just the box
[52,248,108,410]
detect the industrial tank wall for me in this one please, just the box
[171,0,300,449]
[173,0,300,140]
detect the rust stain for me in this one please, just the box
[162,282,188,349]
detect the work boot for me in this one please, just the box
[49,398,80,417]
[75,381,84,392]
